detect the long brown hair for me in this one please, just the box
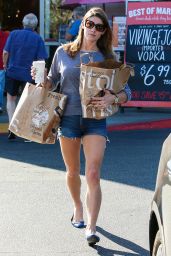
[63,7,115,59]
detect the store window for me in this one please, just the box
[43,0,71,43]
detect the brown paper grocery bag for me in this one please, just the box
[79,60,134,119]
[9,83,67,144]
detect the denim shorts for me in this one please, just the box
[58,115,107,139]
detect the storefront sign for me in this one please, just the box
[61,0,124,4]
[113,16,126,51]
[125,2,171,107]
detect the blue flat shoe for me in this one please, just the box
[85,230,100,246]
[71,215,85,228]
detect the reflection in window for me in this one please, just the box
[44,0,71,42]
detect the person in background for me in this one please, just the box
[32,7,131,246]
[65,6,85,41]
[3,13,48,140]
[0,24,9,113]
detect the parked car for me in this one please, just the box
[149,133,171,256]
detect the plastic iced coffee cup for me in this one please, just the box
[32,60,45,84]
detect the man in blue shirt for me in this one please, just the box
[65,6,85,41]
[3,13,48,139]
[0,25,9,114]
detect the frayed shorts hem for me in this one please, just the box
[57,115,108,141]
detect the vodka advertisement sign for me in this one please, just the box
[125,2,171,107]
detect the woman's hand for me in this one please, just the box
[90,90,116,109]
[90,89,128,108]
[31,65,37,81]
[31,67,52,89]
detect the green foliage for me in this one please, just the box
[49,0,72,38]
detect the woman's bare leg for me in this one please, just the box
[83,135,106,232]
[59,137,83,221]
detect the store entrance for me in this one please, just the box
[0,0,39,31]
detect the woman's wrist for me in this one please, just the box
[108,90,120,105]
[109,90,128,105]
[43,77,52,89]
[112,94,119,105]
[116,91,128,104]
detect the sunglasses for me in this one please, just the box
[85,19,106,32]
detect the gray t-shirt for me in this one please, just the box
[48,46,131,116]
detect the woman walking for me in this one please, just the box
[33,7,131,245]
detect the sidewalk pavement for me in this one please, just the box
[0,103,171,255]
[1,102,171,134]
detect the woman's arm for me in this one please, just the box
[91,84,131,108]
[113,83,131,104]
[43,76,53,89]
